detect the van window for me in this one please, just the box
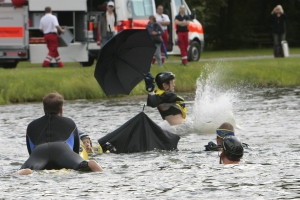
[127,0,153,19]
[174,0,189,15]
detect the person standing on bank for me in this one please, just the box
[155,5,170,64]
[271,5,286,57]
[175,5,190,66]
[40,7,65,68]
[146,15,164,67]
[100,1,117,47]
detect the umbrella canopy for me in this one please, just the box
[95,29,157,96]
[98,112,180,153]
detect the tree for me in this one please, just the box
[186,0,300,49]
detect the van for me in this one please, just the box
[0,0,203,68]
[94,0,204,61]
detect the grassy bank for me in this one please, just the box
[1,55,300,105]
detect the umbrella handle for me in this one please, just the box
[142,104,146,112]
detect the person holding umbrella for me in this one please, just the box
[146,72,187,126]
[146,15,164,67]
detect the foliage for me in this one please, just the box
[185,0,300,50]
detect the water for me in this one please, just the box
[1,72,300,199]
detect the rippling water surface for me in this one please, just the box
[1,84,300,199]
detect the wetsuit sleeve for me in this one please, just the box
[25,124,35,155]
[147,92,179,107]
[26,134,31,155]
[72,126,80,154]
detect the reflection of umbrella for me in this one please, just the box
[98,112,180,153]
[94,29,157,96]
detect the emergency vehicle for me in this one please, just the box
[0,0,204,68]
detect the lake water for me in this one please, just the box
[0,72,300,199]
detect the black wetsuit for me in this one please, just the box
[21,114,88,170]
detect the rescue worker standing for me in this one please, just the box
[39,7,65,68]
[155,5,170,64]
[100,1,117,47]
[175,5,190,66]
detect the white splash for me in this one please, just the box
[190,62,239,134]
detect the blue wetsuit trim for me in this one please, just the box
[28,137,35,152]
[66,132,75,150]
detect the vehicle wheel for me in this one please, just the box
[1,61,19,69]
[80,56,95,67]
[188,41,201,61]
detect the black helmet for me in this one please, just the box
[155,72,175,90]
[222,136,244,157]
[80,133,90,140]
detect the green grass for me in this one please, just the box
[1,49,300,105]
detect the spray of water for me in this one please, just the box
[190,62,240,134]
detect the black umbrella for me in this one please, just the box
[98,112,180,153]
[95,29,157,96]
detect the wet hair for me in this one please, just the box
[149,15,157,23]
[45,7,52,13]
[43,92,64,114]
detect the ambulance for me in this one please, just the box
[0,0,204,68]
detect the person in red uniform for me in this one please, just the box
[39,7,65,68]
[175,5,190,66]
[155,5,170,64]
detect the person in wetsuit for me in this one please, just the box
[219,136,244,164]
[16,92,102,175]
[146,72,186,126]
[204,122,249,152]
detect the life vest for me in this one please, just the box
[155,89,187,119]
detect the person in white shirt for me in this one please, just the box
[39,7,65,68]
[100,1,117,47]
[154,5,170,64]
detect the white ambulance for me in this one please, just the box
[0,0,204,68]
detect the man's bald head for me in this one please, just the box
[218,122,234,131]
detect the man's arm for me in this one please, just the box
[175,19,189,26]
[159,14,170,26]
[159,21,170,26]
[72,126,80,154]
[56,25,65,33]
[54,16,65,33]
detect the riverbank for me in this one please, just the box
[1,55,300,104]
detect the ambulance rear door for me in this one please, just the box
[0,4,29,68]
[27,0,91,65]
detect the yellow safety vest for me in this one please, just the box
[155,89,187,119]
